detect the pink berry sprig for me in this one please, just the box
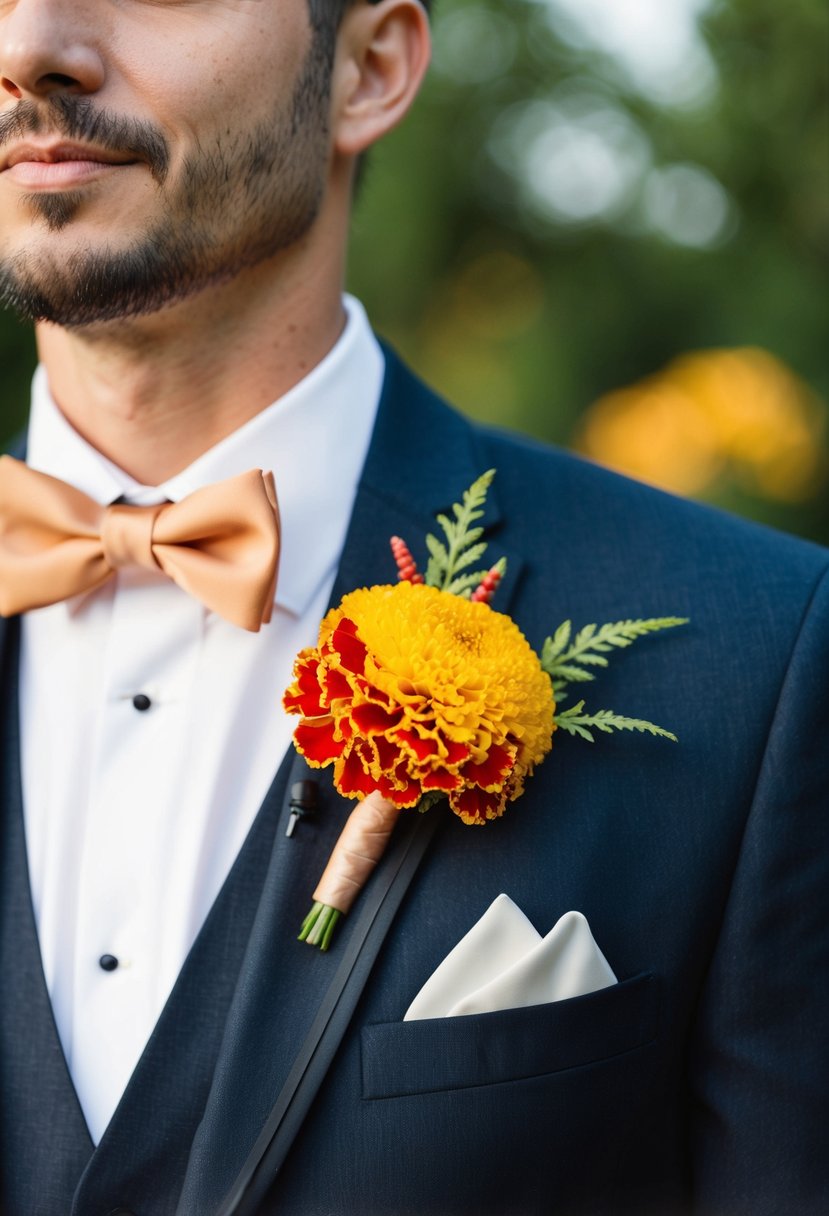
[390,536,425,584]
[471,566,503,604]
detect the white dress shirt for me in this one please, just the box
[19,295,384,1145]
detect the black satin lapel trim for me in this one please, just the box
[215,808,441,1216]
[176,746,370,1213]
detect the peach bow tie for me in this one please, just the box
[0,456,280,632]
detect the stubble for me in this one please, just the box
[0,41,331,327]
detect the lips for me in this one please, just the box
[0,141,137,172]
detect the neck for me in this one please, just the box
[36,242,346,486]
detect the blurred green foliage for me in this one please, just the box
[349,0,829,540]
[1,0,827,538]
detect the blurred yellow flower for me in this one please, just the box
[575,348,827,503]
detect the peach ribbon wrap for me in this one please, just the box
[0,455,280,632]
[312,790,403,915]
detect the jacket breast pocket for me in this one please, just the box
[361,971,659,1099]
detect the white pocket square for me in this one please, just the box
[404,894,617,1021]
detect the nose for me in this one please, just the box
[0,0,105,100]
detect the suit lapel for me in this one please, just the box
[331,343,524,613]
[0,616,96,1210]
[183,350,527,1212]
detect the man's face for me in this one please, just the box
[0,1,334,326]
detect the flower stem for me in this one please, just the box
[298,791,402,951]
[298,901,342,951]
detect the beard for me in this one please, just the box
[0,43,331,328]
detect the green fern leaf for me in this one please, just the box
[541,621,571,668]
[574,653,610,667]
[591,711,677,740]
[425,555,443,587]
[572,623,597,650]
[558,720,596,742]
[425,469,505,592]
[425,533,449,563]
[446,570,490,596]
[552,705,596,742]
[554,704,677,742]
[451,541,488,573]
[541,616,688,690]
[550,664,595,684]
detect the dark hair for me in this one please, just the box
[307,1,432,60]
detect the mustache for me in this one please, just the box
[0,95,170,183]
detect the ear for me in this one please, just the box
[331,0,431,158]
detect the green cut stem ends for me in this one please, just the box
[298,901,343,951]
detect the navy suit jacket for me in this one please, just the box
[2,346,827,1214]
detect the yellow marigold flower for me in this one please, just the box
[284,581,555,825]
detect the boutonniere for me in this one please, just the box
[283,471,686,950]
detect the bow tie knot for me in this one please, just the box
[101,502,164,572]
[0,456,281,631]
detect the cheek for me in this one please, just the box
[106,8,311,134]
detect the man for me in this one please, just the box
[0,1,826,1213]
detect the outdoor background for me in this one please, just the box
[2,0,828,542]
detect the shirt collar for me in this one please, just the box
[27,294,385,618]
